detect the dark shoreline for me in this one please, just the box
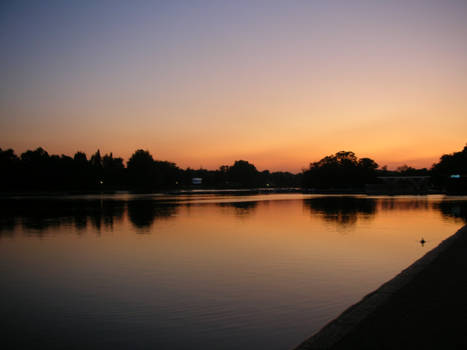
[293,224,467,350]
[0,188,302,198]
[0,188,452,198]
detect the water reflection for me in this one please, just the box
[1,194,467,350]
[216,201,258,217]
[379,197,430,211]
[433,200,467,223]
[1,195,467,236]
[0,198,125,234]
[303,196,377,228]
[127,200,178,230]
[378,197,467,224]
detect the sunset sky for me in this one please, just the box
[1,0,466,172]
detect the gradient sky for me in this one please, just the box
[1,0,466,172]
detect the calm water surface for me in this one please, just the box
[1,194,466,349]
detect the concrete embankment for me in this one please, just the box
[293,224,467,350]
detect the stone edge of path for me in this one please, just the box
[292,224,467,350]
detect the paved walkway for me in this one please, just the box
[294,225,467,350]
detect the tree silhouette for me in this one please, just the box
[127,149,156,189]
[0,148,20,189]
[102,153,125,187]
[432,145,467,175]
[303,151,378,189]
[73,152,87,163]
[90,150,102,168]
[227,160,259,187]
[432,145,467,193]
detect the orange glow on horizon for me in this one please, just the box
[1,1,466,172]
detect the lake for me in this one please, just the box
[1,194,466,350]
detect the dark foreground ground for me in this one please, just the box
[294,225,467,350]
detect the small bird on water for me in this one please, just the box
[420,238,426,246]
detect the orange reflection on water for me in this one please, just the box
[0,194,466,350]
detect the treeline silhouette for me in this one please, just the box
[0,145,465,192]
[0,147,300,191]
